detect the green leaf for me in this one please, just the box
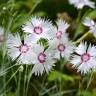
[7,92,16,96]
[11,13,28,31]
[73,23,85,40]
[76,91,94,96]
[48,70,74,82]
[85,10,96,19]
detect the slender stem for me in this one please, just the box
[78,76,85,96]
[2,49,6,96]
[76,9,82,23]
[28,0,42,16]
[26,68,33,96]
[0,64,18,77]
[0,66,20,94]
[23,65,28,96]
[59,55,63,94]
[73,31,90,44]
[84,72,94,96]
[16,70,21,96]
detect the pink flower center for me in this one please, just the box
[19,44,29,53]
[38,52,46,63]
[34,26,43,34]
[0,35,4,42]
[81,53,91,62]
[56,31,62,39]
[58,44,65,52]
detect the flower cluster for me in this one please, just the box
[3,17,75,76]
[1,13,96,75]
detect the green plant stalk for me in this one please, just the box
[0,64,18,77]
[77,77,85,96]
[76,9,82,23]
[59,55,63,94]
[28,0,43,16]
[16,71,22,96]
[25,67,33,96]
[84,72,94,96]
[73,31,90,44]
[0,66,20,94]
[2,14,14,95]
[23,65,28,96]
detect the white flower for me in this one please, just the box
[56,19,70,33]
[48,37,75,60]
[7,33,35,64]
[70,42,96,74]
[52,19,69,40]
[68,0,95,9]
[22,16,54,42]
[83,17,96,37]
[31,44,55,76]
[0,27,5,45]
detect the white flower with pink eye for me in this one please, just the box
[68,0,95,9]
[48,37,75,60]
[52,19,69,40]
[83,17,96,37]
[7,33,35,64]
[22,16,54,42]
[31,44,55,76]
[70,42,96,74]
[0,27,5,45]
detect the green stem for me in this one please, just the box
[26,68,33,96]
[76,9,82,23]
[73,31,90,44]
[23,65,28,96]
[0,66,20,94]
[84,72,94,96]
[59,56,63,94]
[28,0,42,16]
[16,70,21,96]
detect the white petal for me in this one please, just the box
[69,0,95,9]
[85,0,95,8]
[7,33,21,47]
[7,33,22,61]
[43,62,54,74]
[33,44,44,54]
[56,19,70,33]
[87,44,96,56]
[83,17,95,27]
[70,55,81,66]
[19,48,36,64]
[77,62,90,74]
[90,25,96,37]
[76,3,84,9]
[68,0,77,4]
[75,42,87,55]
[32,64,44,76]
[62,42,75,59]
[24,34,37,45]
[22,22,34,34]
[8,47,20,60]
